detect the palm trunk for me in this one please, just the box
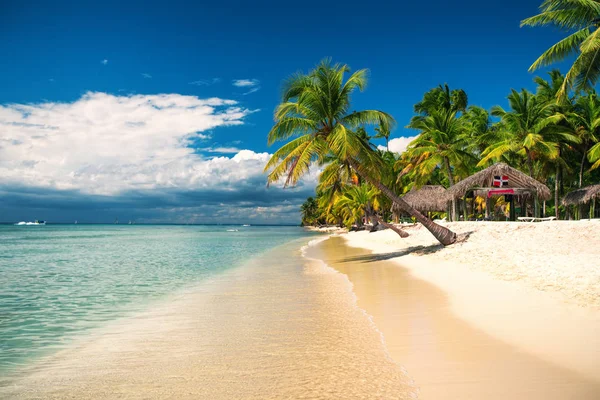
[443,157,455,186]
[444,157,459,222]
[555,163,561,220]
[348,159,457,246]
[579,143,588,188]
[371,214,409,237]
[525,149,534,177]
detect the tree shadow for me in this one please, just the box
[337,230,475,264]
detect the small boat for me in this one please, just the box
[14,220,46,226]
[242,224,251,227]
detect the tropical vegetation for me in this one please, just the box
[267,1,600,246]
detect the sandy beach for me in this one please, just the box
[1,237,416,399]
[313,220,600,398]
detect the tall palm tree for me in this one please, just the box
[462,105,495,157]
[567,92,600,184]
[414,84,468,115]
[264,60,457,245]
[521,0,600,100]
[479,89,565,176]
[404,108,473,186]
[373,125,391,151]
[589,140,600,169]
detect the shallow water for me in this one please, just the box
[0,229,415,398]
[0,225,312,374]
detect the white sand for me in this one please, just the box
[342,220,600,383]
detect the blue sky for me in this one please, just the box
[0,0,567,223]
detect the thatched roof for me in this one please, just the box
[562,184,600,206]
[447,162,551,201]
[393,185,449,213]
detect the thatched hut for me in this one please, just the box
[562,184,600,219]
[447,162,551,221]
[391,185,449,221]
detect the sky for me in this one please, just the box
[0,0,568,224]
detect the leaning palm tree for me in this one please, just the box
[521,0,600,100]
[264,59,456,245]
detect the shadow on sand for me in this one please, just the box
[337,230,474,264]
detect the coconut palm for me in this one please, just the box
[414,84,468,115]
[404,108,474,186]
[567,92,600,183]
[521,0,600,100]
[264,60,456,245]
[589,141,600,169]
[479,89,567,176]
[334,184,380,227]
[462,106,495,156]
[300,197,319,226]
[373,125,391,151]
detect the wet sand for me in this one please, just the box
[1,238,415,399]
[310,236,600,399]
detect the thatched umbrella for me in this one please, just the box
[392,185,449,214]
[562,184,600,206]
[447,162,551,220]
[562,184,600,219]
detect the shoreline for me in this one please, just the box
[316,221,600,397]
[2,236,416,399]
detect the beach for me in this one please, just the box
[2,222,599,399]
[0,228,415,399]
[314,220,600,398]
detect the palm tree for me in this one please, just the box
[300,197,319,226]
[521,0,600,100]
[404,108,473,187]
[373,125,391,151]
[335,184,380,227]
[567,92,600,184]
[414,84,468,115]
[264,60,456,245]
[589,141,600,169]
[462,105,495,156]
[479,89,565,176]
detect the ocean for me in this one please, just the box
[0,224,414,398]
[0,224,312,373]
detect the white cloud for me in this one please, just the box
[189,78,220,86]
[378,135,418,154]
[142,73,152,79]
[101,59,108,65]
[201,146,242,154]
[232,79,259,88]
[0,92,257,195]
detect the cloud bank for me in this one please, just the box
[0,93,316,223]
[377,135,418,154]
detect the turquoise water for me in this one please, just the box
[0,224,313,375]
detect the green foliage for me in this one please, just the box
[522,0,600,99]
[264,59,395,188]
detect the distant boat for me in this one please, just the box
[74,220,78,225]
[128,220,132,225]
[15,220,46,226]
[242,224,251,227]
[114,218,119,224]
